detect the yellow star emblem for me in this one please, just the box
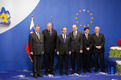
[87,24,89,26]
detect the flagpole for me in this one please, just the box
[32,15,33,20]
[51,16,53,23]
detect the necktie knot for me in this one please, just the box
[96,34,98,38]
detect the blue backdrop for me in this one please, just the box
[0,0,121,72]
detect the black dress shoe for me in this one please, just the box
[83,70,86,73]
[33,75,38,78]
[51,72,55,75]
[45,72,49,76]
[60,72,63,75]
[37,74,43,77]
[65,72,69,75]
[77,71,81,75]
[101,69,105,72]
[87,70,92,73]
[71,71,75,74]
[94,69,98,72]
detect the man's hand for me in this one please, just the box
[96,46,98,49]
[55,49,56,52]
[96,46,101,49]
[80,50,83,53]
[57,51,59,55]
[86,47,90,51]
[69,51,71,55]
[30,52,33,55]
[98,46,101,49]
[42,51,44,54]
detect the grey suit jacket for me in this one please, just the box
[69,31,83,52]
[29,32,44,55]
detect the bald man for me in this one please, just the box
[92,26,105,72]
[69,25,83,75]
[42,23,57,75]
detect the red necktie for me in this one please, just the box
[97,35,98,38]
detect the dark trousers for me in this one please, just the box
[59,52,68,73]
[44,52,54,73]
[33,55,42,76]
[82,52,91,71]
[93,52,105,70]
[71,51,81,72]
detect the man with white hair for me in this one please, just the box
[42,23,57,75]
[92,26,105,72]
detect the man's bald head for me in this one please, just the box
[47,23,52,30]
[72,24,77,32]
[95,26,100,33]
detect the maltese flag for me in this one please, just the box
[26,16,35,62]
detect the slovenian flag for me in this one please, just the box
[26,16,35,62]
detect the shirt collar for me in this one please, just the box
[73,31,77,34]
[62,34,66,36]
[35,32,39,34]
[96,33,99,35]
[85,33,88,36]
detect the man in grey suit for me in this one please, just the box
[69,25,83,75]
[56,27,71,75]
[29,25,44,78]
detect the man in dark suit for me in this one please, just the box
[29,25,44,78]
[82,27,93,73]
[42,23,57,75]
[56,27,71,75]
[69,24,83,75]
[92,26,105,72]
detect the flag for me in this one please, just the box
[26,16,35,62]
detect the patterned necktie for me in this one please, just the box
[86,35,88,39]
[64,35,66,43]
[48,30,52,36]
[73,32,76,39]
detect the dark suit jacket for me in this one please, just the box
[92,33,105,53]
[42,29,57,53]
[82,34,93,54]
[69,31,83,52]
[29,32,44,55]
[56,35,70,54]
